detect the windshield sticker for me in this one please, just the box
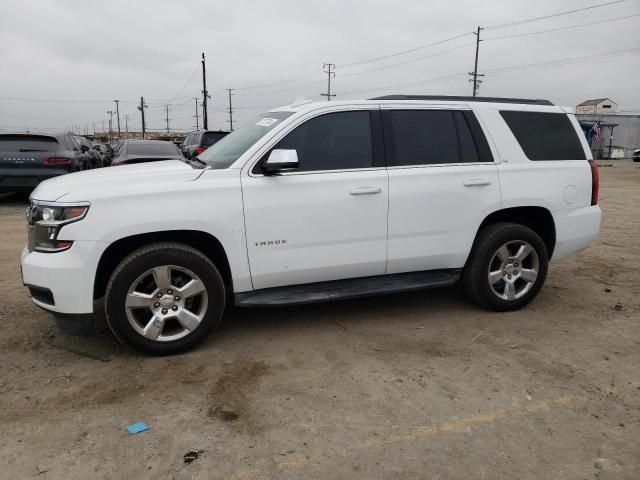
[256,118,279,127]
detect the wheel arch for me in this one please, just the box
[475,206,556,258]
[94,230,232,300]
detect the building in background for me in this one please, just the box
[576,98,617,114]
[577,113,640,159]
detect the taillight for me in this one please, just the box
[194,146,206,156]
[588,159,599,206]
[43,156,72,166]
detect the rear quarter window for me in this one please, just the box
[500,111,586,161]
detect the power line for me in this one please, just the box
[165,64,200,104]
[341,32,473,67]
[340,43,474,78]
[485,13,640,41]
[485,0,629,30]
[235,70,323,91]
[483,46,640,74]
[339,72,468,96]
[234,79,326,96]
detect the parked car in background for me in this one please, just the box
[180,130,229,159]
[0,132,85,192]
[93,144,114,166]
[111,139,184,166]
[633,149,640,162]
[72,135,102,169]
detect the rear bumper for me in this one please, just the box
[0,169,70,191]
[552,205,601,260]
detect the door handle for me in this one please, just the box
[463,178,492,187]
[349,187,382,195]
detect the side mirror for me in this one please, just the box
[262,149,299,175]
[80,145,89,153]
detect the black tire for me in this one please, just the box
[105,242,225,355]
[463,222,548,311]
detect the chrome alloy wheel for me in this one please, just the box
[488,240,539,301]
[125,265,208,342]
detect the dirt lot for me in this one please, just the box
[0,161,639,479]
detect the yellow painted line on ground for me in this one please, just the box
[225,393,582,480]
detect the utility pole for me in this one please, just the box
[93,123,96,137]
[138,97,147,139]
[124,114,129,138]
[164,104,171,133]
[321,63,336,101]
[226,88,234,131]
[468,26,484,97]
[106,110,114,143]
[201,52,210,129]
[101,120,105,136]
[193,97,200,130]
[113,99,121,139]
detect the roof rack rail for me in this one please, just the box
[370,95,554,106]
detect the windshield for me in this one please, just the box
[199,111,294,169]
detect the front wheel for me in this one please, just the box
[105,242,225,355]
[463,223,548,311]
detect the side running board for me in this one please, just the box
[235,269,461,307]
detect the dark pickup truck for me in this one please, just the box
[0,132,87,192]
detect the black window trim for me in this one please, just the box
[250,109,385,176]
[381,108,494,168]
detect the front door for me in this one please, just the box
[241,109,388,290]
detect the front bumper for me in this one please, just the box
[21,240,108,315]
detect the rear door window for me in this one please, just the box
[0,135,58,152]
[274,111,373,172]
[500,111,586,160]
[385,110,491,166]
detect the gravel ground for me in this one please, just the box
[0,160,638,479]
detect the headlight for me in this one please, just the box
[27,203,89,253]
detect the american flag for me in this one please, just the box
[591,122,601,143]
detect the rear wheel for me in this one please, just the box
[105,242,225,355]
[463,223,548,311]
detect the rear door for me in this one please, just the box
[383,106,501,273]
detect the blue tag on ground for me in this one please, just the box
[126,421,149,435]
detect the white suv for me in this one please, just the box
[21,95,601,355]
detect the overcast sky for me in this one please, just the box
[1,0,638,134]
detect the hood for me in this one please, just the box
[31,159,203,202]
